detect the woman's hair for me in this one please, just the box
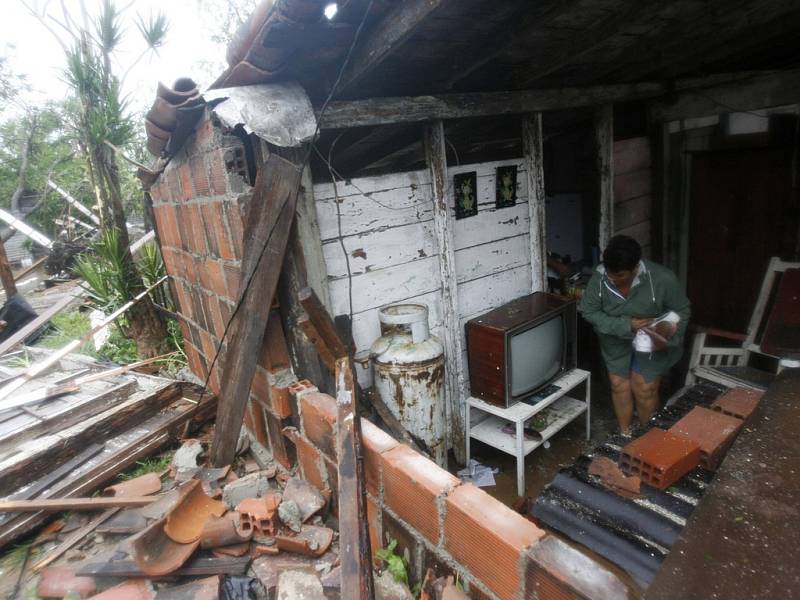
[603,235,641,272]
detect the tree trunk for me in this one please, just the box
[10,117,37,214]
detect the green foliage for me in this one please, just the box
[116,451,172,481]
[97,328,139,364]
[38,312,96,355]
[137,12,169,52]
[376,538,409,585]
[74,229,135,312]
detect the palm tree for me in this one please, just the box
[24,0,170,357]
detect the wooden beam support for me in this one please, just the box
[595,105,614,251]
[650,68,800,122]
[522,114,547,292]
[210,155,301,467]
[0,497,154,512]
[335,356,374,600]
[320,82,665,130]
[299,287,349,360]
[337,0,445,94]
[0,239,18,298]
[424,120,465,464]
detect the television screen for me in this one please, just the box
[509,314,563,397]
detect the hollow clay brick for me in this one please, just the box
[619,428,701,490]
[711,387,764,423]
[525,535,628,600]
[283,427,327,492]
[266,412,295,470]
[381,444,460,545]
[267,369,296,420]
[669,406,743,471]
[300,392,338,459]
[360,419,399,496]
[444,484,546,600]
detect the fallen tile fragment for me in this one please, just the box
[275,525,333,558]
[153,575,220,600]
[131,519,200,577]
[86,579,154,600]
[140,486,183,520]
[236,493,281,537]
[212,542,252,558]
[200,513,252,549]
[37,565,97,599]
[252,543,280,557]
[282,477,326,522]
[275,571,325,600]
[102,473,162,498]
[222,472,273,510]
[588,456,641,497]
[164,480,226,544]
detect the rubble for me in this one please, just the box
[619,428,701,490]
[222,472,274,510]
[277,500,302,533]
[275,570,325,599]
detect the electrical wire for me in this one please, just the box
[326,132,354,323]
[197,0,375,405]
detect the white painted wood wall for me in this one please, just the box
[313,158,534,393]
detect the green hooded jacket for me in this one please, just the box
[578,260,691,381]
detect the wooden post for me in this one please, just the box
[595,105,614,251]
[210,155,301,467]
[335,356,375,600]
[0,239,18,298]
[424,120,466,464]
[523,114,547,291]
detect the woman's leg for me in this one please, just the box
[631,371,661,424]
[608,373,633,433]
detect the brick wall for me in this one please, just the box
[149,110,300,466]
[149,110,627,600]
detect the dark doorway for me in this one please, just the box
[688,146,797,333]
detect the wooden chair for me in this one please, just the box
[686,257,800,390]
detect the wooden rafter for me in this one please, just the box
[336,0,447,95]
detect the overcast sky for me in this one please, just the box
[1,0,232,116]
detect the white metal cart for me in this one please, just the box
[466,368,591,496]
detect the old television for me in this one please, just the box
[466,292,577,408]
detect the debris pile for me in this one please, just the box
[7,435,416,600]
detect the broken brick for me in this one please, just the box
[619,428,701,489]
[669,406,743,471]
[587,456,641,497]
[37,565,97,599]
[283,427,327,492]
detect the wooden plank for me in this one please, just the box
[595,105,614,251]
[425,121,465,463]
[335,356,374,600]
[454,234,530,286]
[523,114,547,292]
[0,391,215,549]
[298,314,336,371]
[0,497,154,511]
[210,155,301,468]
[12,256,46,282]
[0,382,181,494]
[30,509,118,572]
[615,196,652,232]
[0,276,167,404]
[338,0,445,94]
[0,292,82,357]
[299,287,349,360]
[0,240,17,297]
[614,137,652,176]
[77,555,250,577]
[614,169,651,204]
[319,82,666,129]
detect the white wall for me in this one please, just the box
[313,158,534,389]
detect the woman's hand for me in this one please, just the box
[631,317,653,331]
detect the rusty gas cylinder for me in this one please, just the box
[370,304,446,467]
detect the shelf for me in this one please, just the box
[468,368,589,421]
[469,395,587,457]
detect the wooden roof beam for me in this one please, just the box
[319,81,666,129]
[336,0,447,95]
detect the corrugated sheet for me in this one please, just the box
[532,381,727,590]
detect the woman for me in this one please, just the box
[578,235,690,433]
